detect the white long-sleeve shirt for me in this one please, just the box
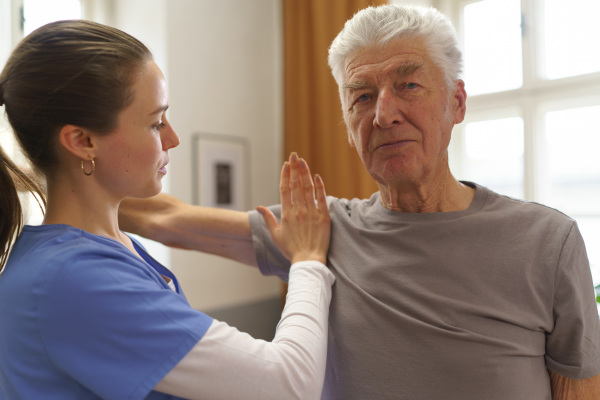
[155,261,335,400]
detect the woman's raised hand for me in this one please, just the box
[257,153,330,265]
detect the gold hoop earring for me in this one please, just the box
[81,158,95,176]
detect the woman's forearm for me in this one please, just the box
[155,261,335,400]
[119,193,257,265]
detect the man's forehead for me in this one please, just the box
[343,57,426,88]
[343,39,431,83]
[342,61,424,92]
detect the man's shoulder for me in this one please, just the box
[474,184,577,239]
[479,184,574,221]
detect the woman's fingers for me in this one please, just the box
[256,206,280,236]
[279,161,292,211]
[298,158,317,210]
[287,153,319,210]
[288,153,305,207]
[314,174,328,212]
[268,153,331,264]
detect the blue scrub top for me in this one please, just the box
[0,224,213,399]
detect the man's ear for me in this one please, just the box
[451,80,467,124]
[58,125,96,160]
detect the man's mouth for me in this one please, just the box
[375,139,413,151]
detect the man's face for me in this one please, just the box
[341,36,466,187]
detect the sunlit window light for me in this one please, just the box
[541,0,600,80]
[23,0,82,36]
[463,0,523,96]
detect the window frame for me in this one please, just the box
[445,0,600,282]
[448,0,600,202]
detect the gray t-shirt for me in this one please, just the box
[249,182,600,400]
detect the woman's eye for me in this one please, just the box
[153,122,166,131]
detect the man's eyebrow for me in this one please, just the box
[342,81,369,91]
[396,62,423,77]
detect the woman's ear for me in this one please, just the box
[58,125,96,159]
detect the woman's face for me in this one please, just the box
[94,61,179,200]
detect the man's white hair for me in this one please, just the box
[328,5,463,91]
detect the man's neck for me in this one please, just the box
[378,174,475,213]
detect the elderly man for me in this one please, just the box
[121,5,600,399]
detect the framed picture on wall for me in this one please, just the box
[192,133,250,211]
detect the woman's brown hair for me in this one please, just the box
[0,20,153,271]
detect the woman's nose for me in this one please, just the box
[162,123,180,150]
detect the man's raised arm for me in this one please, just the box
[549,370,600,399]
[119,193,257,266]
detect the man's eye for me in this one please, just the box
[404,82,419,89]
[357,93,370,102]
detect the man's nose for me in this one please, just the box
[373,88,404,129]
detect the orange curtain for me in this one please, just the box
[283,0,385,200]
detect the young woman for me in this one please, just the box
[0,20,333,400]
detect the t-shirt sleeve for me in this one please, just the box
[37,244,213,400]
[248,204,291,282]
[545,222,600,379]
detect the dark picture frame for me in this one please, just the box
[192,133,250,211]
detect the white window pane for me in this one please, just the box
[542,105,600,215]
[0,129,27,166]
[23,0,82,36]
[462,117,524,198]
[541,0,600,80]
[577,217,600,286]
[463,0,523,95]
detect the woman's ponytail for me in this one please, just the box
[0,146,45,272]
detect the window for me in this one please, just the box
[448,0,600,284]
[540,0,600,80]
[22,0,82,36]
[462,0,523,95]
[460,116,524,199]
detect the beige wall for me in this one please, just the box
[1,0,436,314]
[114,0,283,311]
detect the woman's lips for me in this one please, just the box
[159,161,169,175]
